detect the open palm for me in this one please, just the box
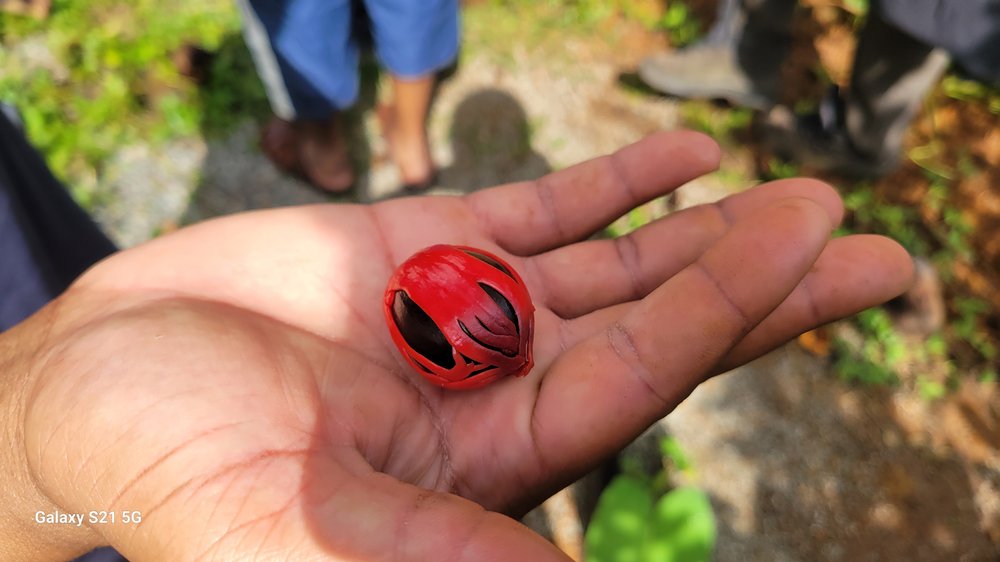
[23,132,912,561]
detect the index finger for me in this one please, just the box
[464,131,721,256]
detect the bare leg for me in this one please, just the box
[381,75,435,188]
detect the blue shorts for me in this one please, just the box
[239,0,460,119]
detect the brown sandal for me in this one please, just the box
[259,117,355,194]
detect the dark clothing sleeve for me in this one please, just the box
[878,0,1000,83]
[0,112,117,331]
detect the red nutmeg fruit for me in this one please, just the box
[383,245,535,390]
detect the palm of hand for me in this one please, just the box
[23,133,912,561]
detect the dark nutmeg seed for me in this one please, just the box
[478,282,518,333]
[462,249,516,281]
[391,290,455,368]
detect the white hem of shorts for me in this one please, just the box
[236,0,296,120]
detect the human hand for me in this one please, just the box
[5,131,913,560]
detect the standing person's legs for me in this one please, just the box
[759,5,950,178]
[239,0,358,192]
[366,0,459,189]
[638,0,796,110]
[845,8,950,165]
[737,0,798,101]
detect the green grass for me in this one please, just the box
[657,1,702,47]
[832,165,996,394]
[941,75,1000,114]
[464,0,607,59]
[680,101,753,147]
[0,0,267,206]
[463,0,690,68]
[833,308,905,387]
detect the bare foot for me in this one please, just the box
[259,116,355,193]
[377,105,435,190]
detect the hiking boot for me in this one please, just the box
[638,44,778,111]
[758,88,899,179]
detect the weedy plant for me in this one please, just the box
[585,437,716,562]
[833,165,997,394]
[0,0,267,207]
[658,0,701,48]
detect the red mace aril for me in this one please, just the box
[383,244,535,390]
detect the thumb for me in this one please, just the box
[89,452,572,561]
[303,466,572,561]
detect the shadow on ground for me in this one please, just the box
[436,88,551,193]
[667,348,999,562]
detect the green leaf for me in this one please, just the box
[586,476,653,562]
[917,377,946,401]
[644,488,716,562]
[586,478,717,562]
[925,333,947,358]
[659,436,692,473]
[843,0,869,16]
[663,3,688,28]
